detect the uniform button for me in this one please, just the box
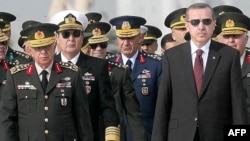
[45,130,49,134]
[62,93,65,96]
[44,106,48,111]
[45,118,49,122]
[45,95,48,99]
[194,117,198,121]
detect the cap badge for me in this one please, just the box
[89,19,96,24]
[180,15,185,22]
[34,31,45,39]
[65,14,76,24]
[225,19,235,28]
[219,11,225,16]
[122,21,131,30]
[92,28,101,36]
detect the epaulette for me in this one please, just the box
[108,61,127,69]
[7,59,20,67]
[10,63,29,74]
[142,52,162,60]
[58,62,79,72]
[105,53,119,60]
[12,50,32,60]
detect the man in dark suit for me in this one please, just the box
[50,10,120,141]
[109,15,162,140]
[0,23,93,141]
[152,3,248,141]
[86,21,148,141]
[216,12,250,123]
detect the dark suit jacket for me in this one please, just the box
[109,62,148,141]
[0,61,93,141]
[242,50,250,123]
[55,52,119,141]
[152,41,248,141]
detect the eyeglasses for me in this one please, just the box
[59,30,82,38]
[0,41,8,45]
[89,43,108,49]
[186,18,213,26]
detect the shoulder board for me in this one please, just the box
[7,60,20,67]
[142,52,162,60]
[10,63,29,74]
[59,62,79,72]
[12,50,32,60]
[108,61,127,69]
[105,53,120,59]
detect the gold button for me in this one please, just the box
[62,93,65,96]
[44,106,48,111]
[44,118,48,122]
[45,130,49,134]
[45,95,48,99]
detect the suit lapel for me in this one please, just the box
[181,43,198,97]
[131,53,144,81]
[199,41,221,97]
[28,64,44,93]
[76,52,90,73]
[46,63,63,93]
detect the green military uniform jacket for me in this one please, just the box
[0,61,93,141]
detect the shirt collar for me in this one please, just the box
[61,52,80,64]
[121,50,138,67]
[35,62,53,75]
[190,39,211,55]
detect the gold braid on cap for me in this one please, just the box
[59,14,83,31]
[115,21,140,37]
[144,36,157,40]
[88,28,109,44]
[171,14,186,28]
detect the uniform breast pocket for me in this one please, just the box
[54,90,72,112]
[17,91,37,113]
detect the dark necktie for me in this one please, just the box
[126,59,132,73]
[41,70,48,92]
[194,49,203,95]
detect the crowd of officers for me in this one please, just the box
[0,2,250,141]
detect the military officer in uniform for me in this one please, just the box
[0,21,9,100]
[0,12,32,65]
[212,5,243,42]
[165,8,187,45]
[50,10,120,141]
[216,12,250,123]
[86,21,148,141]
[0,23,93,141]
[140,25,162,54]
[109,16,162,140]
[18,20,41,55]
[81,12,102,54]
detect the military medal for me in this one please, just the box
[141,87,149,95]
[82,72,95,94]
[61,98,67,106]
